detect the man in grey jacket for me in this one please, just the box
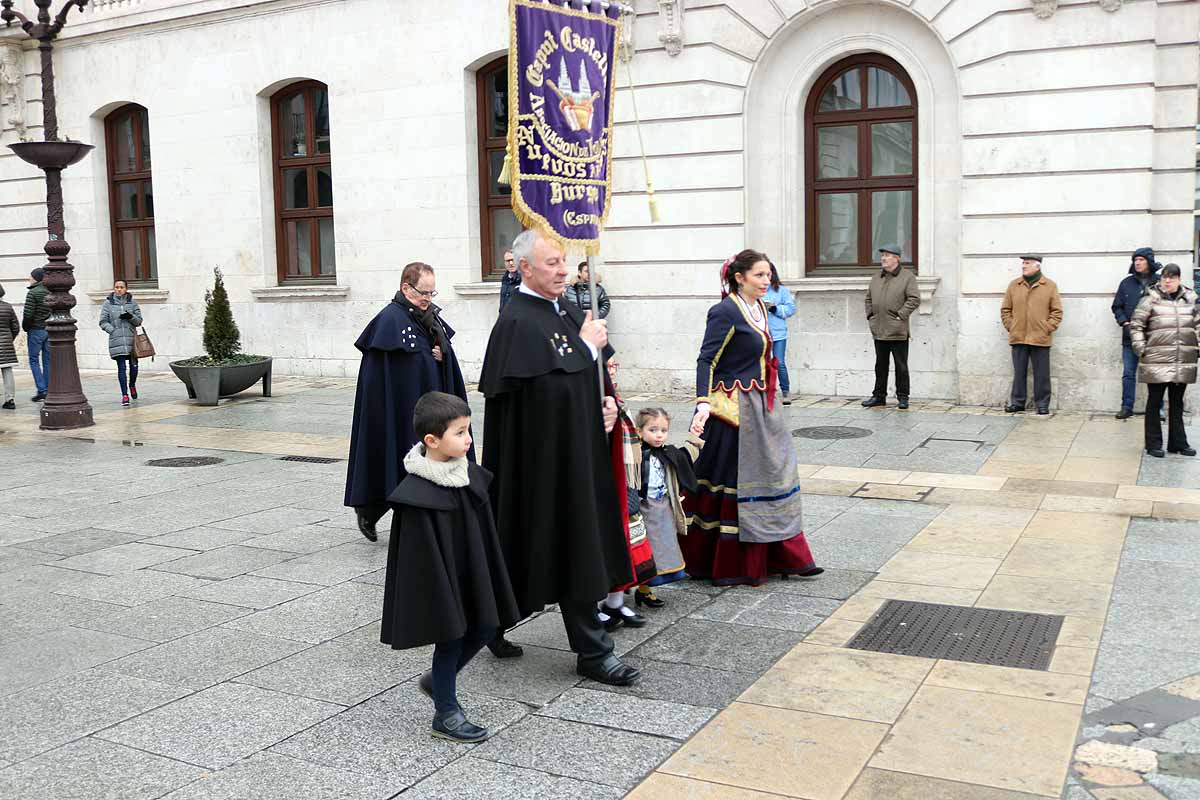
[863,244,920,410]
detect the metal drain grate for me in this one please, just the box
[792,426,872,440]
[847,600,1063,670]
[146,456,225,468]
[277,455,341,464]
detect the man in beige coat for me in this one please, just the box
[1001,255,1063,415]
[863,244,920,409]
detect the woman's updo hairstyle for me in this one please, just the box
[724,249,769,297]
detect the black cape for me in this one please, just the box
[381,463,520,649]
[640,444,698,501]
[343,297,471,511]
[479,291,631,612]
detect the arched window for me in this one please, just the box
[476,56,521,280]
[271,80,335,283]
[805,54,917,274]
[105,104,157,285]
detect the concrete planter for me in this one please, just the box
[169,357,273,406]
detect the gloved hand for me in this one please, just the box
[119,311,133,320]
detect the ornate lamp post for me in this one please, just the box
[1,0,93,430]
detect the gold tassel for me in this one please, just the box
[497,143,512,187]
[646,179,661,223]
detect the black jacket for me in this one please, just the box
[565,281,610,319]
[499,270,522,311]
[1112,248,1160,345]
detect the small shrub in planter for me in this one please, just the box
[170,268,272,404]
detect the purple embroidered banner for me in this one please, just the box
[508,0,620,253]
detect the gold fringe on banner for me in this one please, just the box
[624,56,659,224]
[497,142,512,187]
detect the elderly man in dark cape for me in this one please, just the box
[479,229,640,686]
[344,262,472,542]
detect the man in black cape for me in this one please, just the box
[344,262,471,543]
[479,229,640,686]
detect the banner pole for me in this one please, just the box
[587,253,605,405]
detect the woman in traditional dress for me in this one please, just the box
[682,249,823,586]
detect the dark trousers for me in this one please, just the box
[116,356,139,396]
[559,599,614,666]
[872,339,910,399]
[1145,383,1189,452]
[430,624,495,714]
[355,504,389,526]
[1010,344,1051,411]
[1121,344,1139,411]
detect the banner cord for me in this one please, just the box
[623,56,660,224]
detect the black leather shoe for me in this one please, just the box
[781,392,792,406]
[1036,408,1051,416]
[1,400,13,410]
[577,655,641,686]
[487,635,524,659]
[611,606,647,628]
[431,709,489,743]
[897,398,909,410]
[1004,404,1024,413]
[599,606,623,633]
[634,589,665,608]
[30,393,45,402]
[1169,447,1197,457]
[797,567,825,577]
[1147,448,1165,458]
[861,397,885,408]
[355,512,378,543]
[1115,408,1133,420]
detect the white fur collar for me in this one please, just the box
[403,443,470,488]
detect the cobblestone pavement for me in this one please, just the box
[0,371,1198,799]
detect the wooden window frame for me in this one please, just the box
[477,56,511,281]
[804,53,918,275]
[104,104,157,287]
[271,80,335,284]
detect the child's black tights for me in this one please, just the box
[430,624,496,714]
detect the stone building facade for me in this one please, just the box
[0,0,1196,409]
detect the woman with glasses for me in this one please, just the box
[345,261,473,544]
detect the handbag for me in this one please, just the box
[132,326,156,361]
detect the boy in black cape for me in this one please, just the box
[479,229,640,687]
[381,392,519,743]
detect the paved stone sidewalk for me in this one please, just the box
[1,372,1198,799]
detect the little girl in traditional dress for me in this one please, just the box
[632,408,700,608]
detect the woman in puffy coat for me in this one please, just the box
[1129,263,1198,458]
[98,279,143,406]
[564,261,611,319]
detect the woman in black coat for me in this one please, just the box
[0,284,19,410]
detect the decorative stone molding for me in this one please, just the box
[1098,0,1122,11]
[453,281,500,296]
[250,285,349,301]
[784,274,941,315]
[657,0,683,56]
[0,42,28,142]
[617,7,634,63]
[1031,0,1058,18]
[87,288,170,303]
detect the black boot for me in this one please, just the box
[1169,446,1197,457]
[1115,408,1133,420]
[897,397,909,410]
[861,396,885,408]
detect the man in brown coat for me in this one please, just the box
[1001,255,1063,415]
[863,244,920,409]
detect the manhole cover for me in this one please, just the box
[847,600,1063,670]
[146,456,225,468]
[278,455,341,464]
[792,426,872,440]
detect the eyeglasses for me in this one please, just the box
[404,283,438,299]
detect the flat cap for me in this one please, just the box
[877,244,902,257]
[1019,254,1043,263]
